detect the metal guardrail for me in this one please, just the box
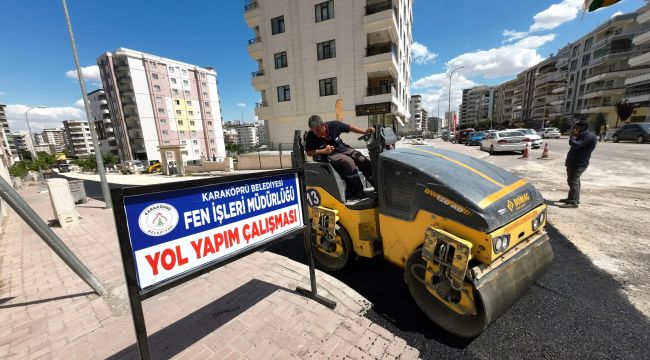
[365,0,392,15]
[251,70,265,77]
[248,37,261,45]
[244,1,258,12]
[366,42,395,57]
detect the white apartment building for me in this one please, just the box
[87,89,119,156]
[625,3,650,121]
[405,95,427,133]
[97,48,226,164]
[459,86,498,126]
[244,0,412,147]
[38,128,66,153]
[63,120,94,157]
[8,131,35,161]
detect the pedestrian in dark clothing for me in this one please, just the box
[305,115,374,198]
[560,121,597,207]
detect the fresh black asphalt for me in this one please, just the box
[65,175,650,359]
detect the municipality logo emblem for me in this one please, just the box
[138,203,179,236]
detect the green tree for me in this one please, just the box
[590,113,607,132]
[9,161,30,178]
[102,152,119,166]
[225,143,241,155]
[74,156,97,172]
[559,117,571,134]
[33,152,56,170]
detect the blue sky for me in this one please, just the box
[0,0,644,131]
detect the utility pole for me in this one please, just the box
[61,0,112,209]
[448,66,464,136]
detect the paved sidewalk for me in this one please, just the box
[0,184,420,359]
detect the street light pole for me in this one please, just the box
[61,0,112,209]
[448,66,464,135]
[25,106,46,182]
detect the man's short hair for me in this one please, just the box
[308,115,323,128]
[575,121,588,130]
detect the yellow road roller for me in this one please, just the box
[292,128,553,337]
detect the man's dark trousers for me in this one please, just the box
[330,148,372,196]
[566,166,587,203]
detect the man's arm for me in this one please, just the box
[348,124,375,135]
[569,132,595,149]
[306,145,334,157]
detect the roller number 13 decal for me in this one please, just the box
[306,189,321,207]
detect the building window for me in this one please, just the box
[158,108,165,114]
[210,139,215,144]
[152,73,159,80]
[176,110,182,115]
[156,97,163,104]
[204,101,210,107]
[168,67,175,73]
[183,80,189,86]
[187,100,192,106]
[181,69,187,76]
[315,1,334,22]
[207,121,213,125]
[188,111,194,116]
[317,40,336,60]
[190,120,195,126]
[572,45,580,57]
[162,130,169,135]
[192,130,197,135]
[154,85,161,92]
[178,120,184,125]
[160,119,166,124]
[201,82,207,88]
[200,73,206,78]
[151,62,157,68]
[584,37,593,50]
[180,130,185,135]
[173,89,179,95]
[184,90,191,96]
[274,51,288,69]
[271,16,285,35]
[570,59,577,71]
[175,100,181,105]
[581,54,591,67]
[319,77,337,96]
[206,111,211,116]
[171,77,177,84]
[277,85,290,102]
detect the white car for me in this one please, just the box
[512,128,543,148]
[537,127,561,139]
[480,131,527,155]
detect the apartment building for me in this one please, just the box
[63,120,94,157]
[87,89,118,156]
[97,48,226,165]
[444,111,455,130]
[459,85,498,126]
[427,116,442,133]
[8,131,35,161]
[405,95,426,133]
[244,0,412,147]
[0,104,13,166]
[38,128,66,153]
[625,3,650,121]
[495,79,517,125]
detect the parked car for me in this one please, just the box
[465,131,486,146]
[512,128,543,148]
[120,160,145,174]
[537,127,561,139]
[612,123,650,143]
[480,130,527,155]
[456,128,475,144]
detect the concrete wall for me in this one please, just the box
[234,152,292,170]
[185,158,235,174]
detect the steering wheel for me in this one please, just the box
[358,133,373,142]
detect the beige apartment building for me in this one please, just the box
[459,85,498,126]
[244,0,412,146]
[625,4,650,121]
[97,48,226,165]
[63,120,94,157]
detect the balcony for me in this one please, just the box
[633,30,650,46]
[638,10,650,24]
[629,51,650,67]
[250,70,266,89]
[254,101,270,118]
[580,102,617,114]
[100,99,108,105]
[364,84,397,105]
[247,37,263,58]
[244,1,261,27]
[365,0,392,15]
[582,86,625,99]
[364,1,398,40]
[625,71,650,86]
[364,42,398,74]
[625,84,650,103]
[584,68,631,84]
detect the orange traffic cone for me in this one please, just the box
[520,143,530,159]
[539,142,551,160]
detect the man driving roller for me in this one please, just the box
[305,115,374,199]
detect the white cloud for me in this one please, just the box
[4,103,86,132]
[445,34,556,79]
[411,42,438,64]
[74,98,85,109]
[65,65,102,82]
[502,29,529,43]
[611,11,624,18]
[530,0,583,32]
[236,103,247,107]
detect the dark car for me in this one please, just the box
[612,123,650,143]
[457,128,475,144]
[465,131,486,146]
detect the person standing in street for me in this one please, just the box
[559,121,597,207]
[305,115,375,199]
[599,123,609,142]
